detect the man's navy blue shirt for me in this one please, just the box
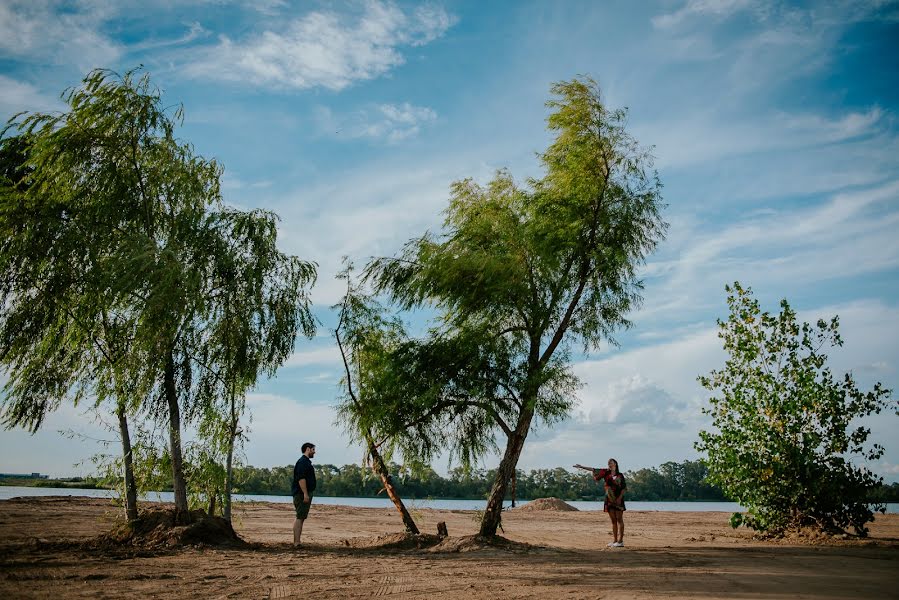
[292,455,316,496]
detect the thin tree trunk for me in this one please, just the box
[223,388,238,522]
[164,351,190,522]
[116,402,139,522]
[368,437,419,534]
[224,429,235,522]
[479,407,535,537]
[207,490,217,516]
[510,470,517,508]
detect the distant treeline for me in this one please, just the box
[6,463,897,503]
[232,460,899,502]
[0,476,107,489]
[234,460,733,501]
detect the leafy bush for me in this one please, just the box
[696,283,896,536]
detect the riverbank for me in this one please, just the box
[6,486,899,514]
[1,496,897,599]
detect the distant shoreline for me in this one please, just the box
[0,480,731,502]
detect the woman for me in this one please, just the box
[574,459,627,547]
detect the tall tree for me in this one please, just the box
[190,208,316,521]
[367,77,666,535]
[696,283,896,536]
[0,68,232,522]
[0,126,146,521]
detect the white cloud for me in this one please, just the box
[182,1,456,91]
[316,102,437,143]
[0,75,64,118]
[649,1,899,101]
[639,106,886,170]
[408,4,456,46]
[0,0,121,70]
[244,0,288,16]
[651,0,755,30]
[273,157,481,304]
[129,21,210,51]
[284,345,342,368]
[301,372,338,384]
[517,297,899,473]
[244,392,362,467]
[638,179,899,325]
[221,173,273,191]
[651,0,892,32]
[0,400,114,477]
[574,374,694,429]
[574,329,721,416]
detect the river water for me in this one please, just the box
[2,486,898,513]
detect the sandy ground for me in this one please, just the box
[1,496,897,599]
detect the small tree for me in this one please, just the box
[696,282,896,536]
[333,264,450,534]
[189,208,316,521]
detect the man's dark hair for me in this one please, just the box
[301,442,315,453]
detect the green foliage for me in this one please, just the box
[225,459,725,501]
[77,418,172,508]
[183,442,227,514]
[626,460,728,501]
[332,263,435,463]
[0,67,316,518]
[868,482,899,503]
[696,282,896,536]
[364,77,667,534]
[0,66,222,432]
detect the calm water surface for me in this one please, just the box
[2,487,898,513]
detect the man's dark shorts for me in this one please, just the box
[293,494,312,519]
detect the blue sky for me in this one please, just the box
[1,0,898,481]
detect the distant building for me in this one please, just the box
[0,472,49,479]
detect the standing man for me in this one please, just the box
[292,442,316,547]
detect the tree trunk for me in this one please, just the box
[116,403,139,522]
[207,490,217,516]
[368,438,419,534]
[224,428,235,522]
[164,352,190,522]
[479,407,534,537]
[510,470,517,508]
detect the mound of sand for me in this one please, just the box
[515,497,579,512]
[340,532,441,550]
[429,535,535,554]
[100,508,246,549]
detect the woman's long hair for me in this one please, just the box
[608,458,620,474]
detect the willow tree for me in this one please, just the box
[333,265,451,535]
[367,77,667,536]
[189,208,316,521]
[0,68,230,522]
[0,126,147,521]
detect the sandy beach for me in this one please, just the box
[1,496,897,599]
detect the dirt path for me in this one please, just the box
[1,496,897,599]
